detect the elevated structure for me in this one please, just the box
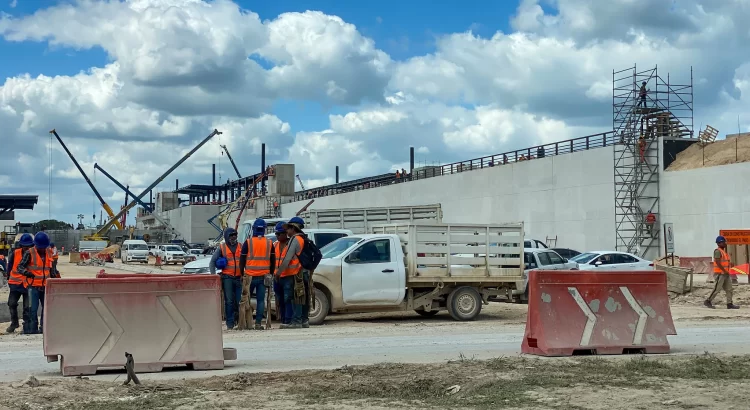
[613,65,693,258]
[0,195,38,218]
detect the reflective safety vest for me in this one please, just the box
[221,243,242,277]
[28,248,53,288]
[8,248,27,287]
[280,235,304,277]
[273,241,283,274]
[244,236,272,276]
[714,248,731,274]
[49,247,59,261]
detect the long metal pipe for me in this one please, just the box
[95,129,221,235]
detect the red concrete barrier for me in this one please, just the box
[44,274,236,376]
[522,270,676,356]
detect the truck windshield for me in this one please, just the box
[320,237,361,259]
[129,244,148,250]
[165,246,182,252]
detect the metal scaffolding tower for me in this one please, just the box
[613,65,693,259]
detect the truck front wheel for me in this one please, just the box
[447,286,482,321]
[308,288,329,326]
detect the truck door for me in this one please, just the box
[341,238,402,305]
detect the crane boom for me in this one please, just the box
[93,163,180,239]
[49,129,123,230]
[295,174,306,191]
[220,145,242,179]
[94,129,222,237]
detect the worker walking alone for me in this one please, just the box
[272,222,290,327]
[16,232,57,334]
[240,219,275,330]
[4,234,34,334]
[277,217,309,329]
[210,228,243,329]
[705,236,740,309]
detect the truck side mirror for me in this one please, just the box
[346,250,361,263]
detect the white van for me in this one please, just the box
[121,239,150,264]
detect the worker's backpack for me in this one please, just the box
[297,234,322,271]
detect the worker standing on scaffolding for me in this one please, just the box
[638,81,648,107]
[638,135,647,163]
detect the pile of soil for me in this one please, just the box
[667,134,750,171]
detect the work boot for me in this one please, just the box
[704,300,715,309]
[5,323,18,334]
[286,323,302,329]
[279,323,289,329]
[254,323,264,331]
[728,303,740,309]
[302,321,310,329]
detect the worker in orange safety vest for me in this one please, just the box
[4,234,34,334]
[705,235,740,309]
[15,232,55,334]
[210,228,242,329]
[239,218,275,330]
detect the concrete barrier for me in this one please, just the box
[44,274,236,376]
[522,270,676,356]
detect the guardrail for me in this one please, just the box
[294,131,616,201]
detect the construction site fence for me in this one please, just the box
[294,131,616,201]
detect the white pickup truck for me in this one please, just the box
[308,223,525,325]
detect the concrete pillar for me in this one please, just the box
[410,146,415,173]
[336,166,339,184]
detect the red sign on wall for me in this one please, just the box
[720,230,750,245]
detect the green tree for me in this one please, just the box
[34,219,72,230]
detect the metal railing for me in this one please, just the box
[294,131,616,201]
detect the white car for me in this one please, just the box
[514,248,579,302]
[571,251,653,271]
[157,244,188,265]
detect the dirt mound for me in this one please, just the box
[671,281,750,306]
[667,134,750,171]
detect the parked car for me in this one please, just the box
[550,248,581,260]
[121,239,150,264]
[185,248,211,262]
[512,248,579,302]
[156,244,188,265]
[571,251,653,271]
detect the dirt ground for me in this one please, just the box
[667,133,750,171]
[0,354,747,409]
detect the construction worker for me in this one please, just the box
[705,236,740,309]
[638,135,647,163]
[49,242,59,273]
[645,212,656,238]
[4,234,33,334]
[272,222,290,327]
[16,232,54,334]
[639,81,648,107]
[239,219,275,330]
[210,228,243,329]
[277,216,308,329]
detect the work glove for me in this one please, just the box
[264,274,273,287]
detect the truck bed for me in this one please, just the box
[372,223,524,284]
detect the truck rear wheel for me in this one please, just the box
[447,286,482,321]
[308,288,329,326]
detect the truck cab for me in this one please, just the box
[157,244,187,265]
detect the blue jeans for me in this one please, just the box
[249,276,266,325]
[221,275,242,328]
[29,287,45,334]
[281,276,302,325]
[274,279,288,324]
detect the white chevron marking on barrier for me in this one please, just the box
[619,286,648,345]
[89,297,124,364]
[158,295,193,361]
[568,287,597,346]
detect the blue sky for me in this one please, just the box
[0,0,521,133]
[1,0,749,225]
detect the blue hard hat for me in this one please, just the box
[19,233,34,247]
[50,242,55,248]
[274,222,285,233]
[34,232,50,249]
[716,235,726,244]
[216,257,228,269]
[252,218,267,234]
[284,216,305,229]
